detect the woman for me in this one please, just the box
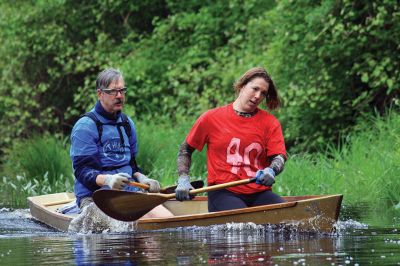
[175,67,287,212]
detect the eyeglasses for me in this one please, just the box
[101,87,128,96]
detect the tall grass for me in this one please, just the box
[275,110,400,211]
[2,135,73,185]
[0,135,73,207]
[135,118,207,186]
[1,112,399,212]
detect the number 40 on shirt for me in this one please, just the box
[226,137,262,177]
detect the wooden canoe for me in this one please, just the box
[27,193,343,233]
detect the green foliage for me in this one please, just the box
[1,0,398,155]
[2,135,73,186]
[134,118,207,186]
[0,135,73,207]
[264,0,400,151]
[275,110,400,213]
[0,0,168,154]
[1,110,399,213]
[1,173,73,208]
[0,1,399,212]
[122,0,277,121]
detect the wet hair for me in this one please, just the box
[96,68,124,90]
[233,67,281,110]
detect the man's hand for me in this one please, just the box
[175,175,195,201]
[104,173,130,190]
[136,173,161,193]
[255,167,276,186]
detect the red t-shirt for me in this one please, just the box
[186,103,286,194]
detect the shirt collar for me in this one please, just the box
[95,100,121,121]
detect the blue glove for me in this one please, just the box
[255,167,276,186]
[175,175,195,201]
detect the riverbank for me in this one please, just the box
[1,111,399,221]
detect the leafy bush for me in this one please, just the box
[122,0,277,121]
[264,0,400,151]
[0,0,168,154]
[0,0,399,157]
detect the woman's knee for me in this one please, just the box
[208,190,247,212]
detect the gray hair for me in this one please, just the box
[96,68,124,90]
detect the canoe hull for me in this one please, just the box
[140,195,342,232]
[28,192,77,232]
[28,193,342,233]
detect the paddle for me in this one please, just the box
[128,180,204,194]
[93,177,256,221]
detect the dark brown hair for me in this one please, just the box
[233,67,281,110]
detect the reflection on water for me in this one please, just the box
[340,202,400,229]
[0,207,399,265]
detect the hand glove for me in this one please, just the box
[175,175,195,201]
[137,173,161,193]
[255,167,276,186]
[104,173,130,190]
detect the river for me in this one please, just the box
[0,206,399,265]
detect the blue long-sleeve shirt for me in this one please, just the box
[70,101,139,206]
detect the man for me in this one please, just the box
[70,68,171,219]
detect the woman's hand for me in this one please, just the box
[175,175,195,201]
[255,167,276,186]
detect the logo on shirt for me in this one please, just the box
[103,139,126,160]
[227,137,262,176]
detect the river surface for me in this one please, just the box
[0,205,399,265]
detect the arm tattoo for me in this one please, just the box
[268,154,286,176]
[177,140,195,176]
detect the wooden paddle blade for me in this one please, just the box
[93,190,169,221]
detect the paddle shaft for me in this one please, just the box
[128,181,149,190]
[162,177,257,200]
[128,180,204,194]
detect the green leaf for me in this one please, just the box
[361,73,369,83]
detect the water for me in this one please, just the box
[0,207,399,265]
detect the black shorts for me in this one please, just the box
[208,189,285,212]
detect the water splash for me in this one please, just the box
[211,222,266,232]
[0,208,58,237]
[147,221,335,236]
[68,203,137,234]
[335,219,368,231]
